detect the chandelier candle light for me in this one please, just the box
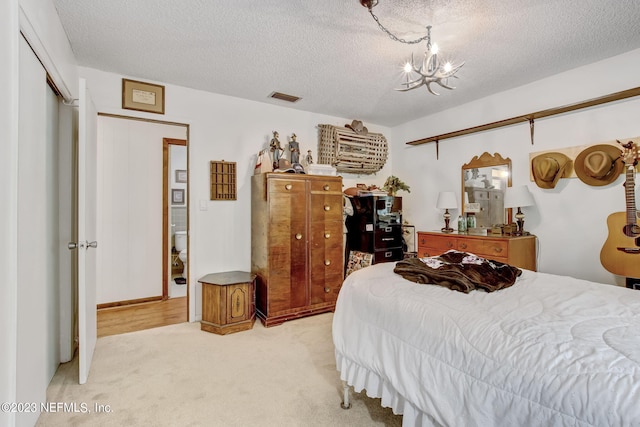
[359,0,464,95]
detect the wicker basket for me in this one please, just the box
[317,124,388,174]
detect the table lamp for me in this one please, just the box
[436,191,458,233]
[504,185,535,236]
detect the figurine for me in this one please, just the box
[269,131,284,169]
[289,133,300,164]
[305,150,314,166]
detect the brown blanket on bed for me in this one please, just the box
[393,250,522,293]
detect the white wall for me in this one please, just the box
[80,66,393,319]
[391,48,640,285]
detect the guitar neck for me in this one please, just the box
[625,166,637,226]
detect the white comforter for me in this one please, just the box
[333,262,640,427]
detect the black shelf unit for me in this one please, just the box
[346,195,403,264]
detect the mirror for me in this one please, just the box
[461,152,512,228]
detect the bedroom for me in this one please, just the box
[2,0,640,426]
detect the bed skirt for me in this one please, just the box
[336,351,440,427]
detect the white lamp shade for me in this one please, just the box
[436,191,458,209]
[504,185,535,208]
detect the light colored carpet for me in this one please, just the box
[36,313,402,426]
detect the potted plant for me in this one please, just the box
[382,176,410,196]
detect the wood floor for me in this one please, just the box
[97,297,188,337]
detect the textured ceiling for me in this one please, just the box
[53,0,640,127]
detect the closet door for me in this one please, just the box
[267,176,308,312]
[77,78,99,385]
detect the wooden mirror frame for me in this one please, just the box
[461,152,512,227]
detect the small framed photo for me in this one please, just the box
[122,78,165,114]
[171,189,185,205]
[175,169,187,183]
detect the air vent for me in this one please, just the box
[269,92,301,103]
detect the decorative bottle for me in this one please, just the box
[457,215,467,233]
[466,213,476,229]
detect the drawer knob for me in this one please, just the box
[324,205,331,211]
[448,242,454,248]
[324,287,331,293]
[460,243,467,249]
[285,184,292,190]
[494,247,503,253]
[325,259,331,265]
[295,233,303,240]
[323,184,330,191]
[324,232,331,238]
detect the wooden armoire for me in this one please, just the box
[251,173,343,326]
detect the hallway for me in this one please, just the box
[97,297,188,337]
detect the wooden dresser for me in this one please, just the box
[417,231,536,271]
[251,173,343,326]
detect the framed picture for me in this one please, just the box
[122,78,165,114]
[345,250,373,277]
[402,225,416,253]
[171,189,185,205]
[175,169,187,183]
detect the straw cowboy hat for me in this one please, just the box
[574,144,623,186]
[345,120,369,135]
[531,152,572,189]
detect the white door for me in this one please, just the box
[77,78,98,384]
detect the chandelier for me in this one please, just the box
[359,0,464,95]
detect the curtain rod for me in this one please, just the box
[406,86,640,146]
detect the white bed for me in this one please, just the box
[333,261,640,427]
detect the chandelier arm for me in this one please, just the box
[435,80,456,90]
[425,82,441,96]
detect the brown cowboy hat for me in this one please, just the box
[345,120,368,135]
[531,152,572,189]
[574,144,623,186]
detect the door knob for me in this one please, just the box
[87,241,98,249]
[324,232,331,238]
[325,259,331,265]
[324,205,331,211]
[68,242,82,250]
[295,233,303,240]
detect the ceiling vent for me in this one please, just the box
[269,92,301,103]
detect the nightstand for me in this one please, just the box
[198,271,256,335]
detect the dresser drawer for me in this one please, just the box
[374,225,402,249]
[310,179,341,193]
[373,248,403,263]
[310,194,342,222]
[458,239,508,258]
[426,236,457,252]
[268,178,306,194]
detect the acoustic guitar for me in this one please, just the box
[600,141,640,278]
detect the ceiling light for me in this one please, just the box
[359,0,464,95]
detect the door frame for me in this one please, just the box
[163,138,188,298]
[97,113,190,312]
